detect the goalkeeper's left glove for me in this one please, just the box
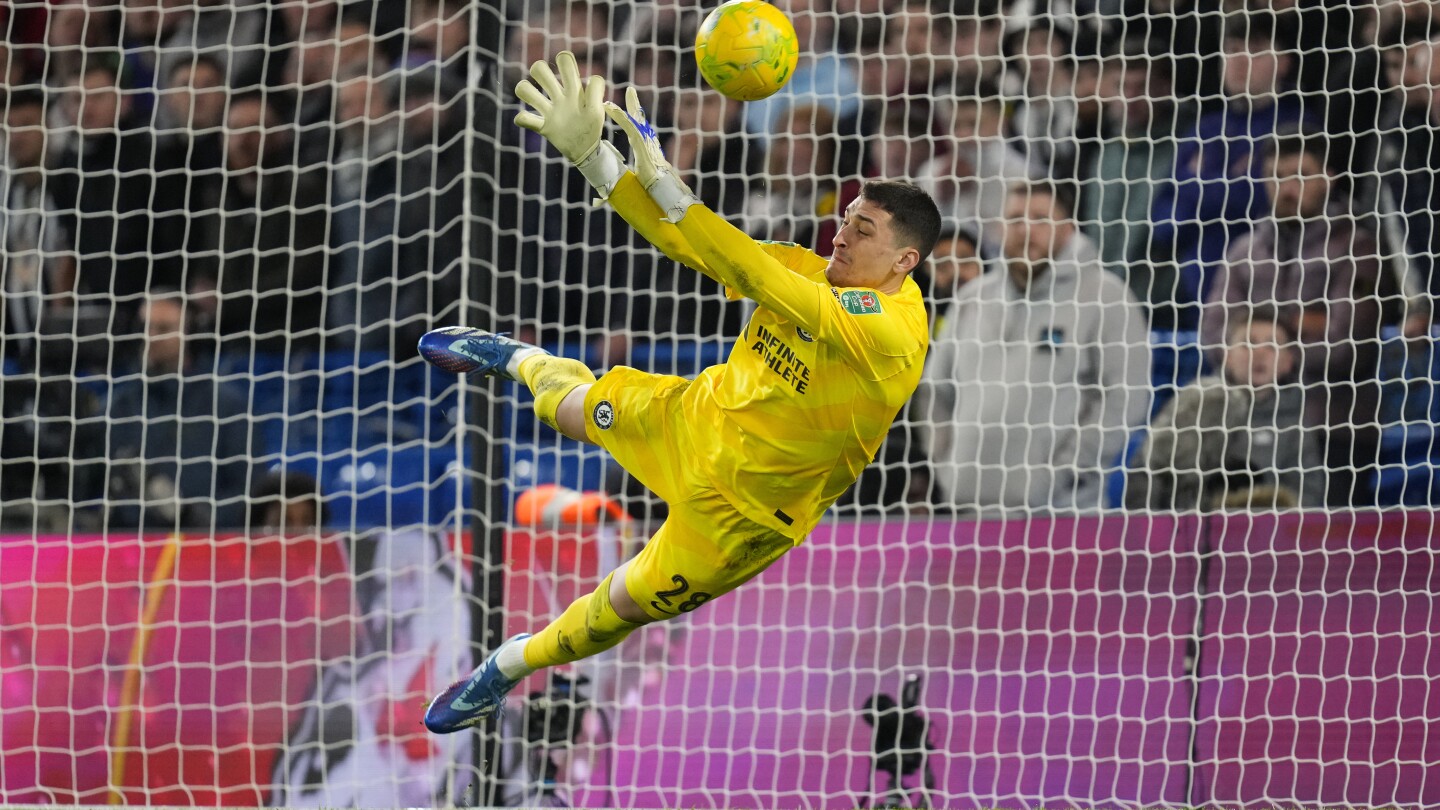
[605,87,700,224]
[514,50,626,200]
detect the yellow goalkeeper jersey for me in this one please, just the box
[608,174,930,540]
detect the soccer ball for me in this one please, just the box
[694,0,800,102]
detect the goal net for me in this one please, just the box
[1,0,1437,806]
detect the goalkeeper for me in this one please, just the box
[421,52,941,734]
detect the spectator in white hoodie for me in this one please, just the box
[919,180,1150,512]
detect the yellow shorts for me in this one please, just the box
[583,366,793,621]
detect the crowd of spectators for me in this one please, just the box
[498,0,1440,516]
[0,0,469,531]
[5,0,1440,530]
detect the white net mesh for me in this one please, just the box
[2,0,1439,806]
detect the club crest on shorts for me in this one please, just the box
[840,290,883,315]
[593,400,615,430]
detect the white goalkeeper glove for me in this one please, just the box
[605,87,700,224]
[514,50,626,200]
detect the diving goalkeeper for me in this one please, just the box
[421,52,941,734]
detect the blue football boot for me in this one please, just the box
[423,633,533,733]
[417,327,541,380]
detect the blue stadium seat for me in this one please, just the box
[505,440,608,495]
[213,352,319,458]
[1148,329,1205,416]
[279,442,465,529]
[244,350,438,452]
[1374,460,1440,509]
[1373,422,1440,506]
[73,369,114,409]
[1099,331,1205,509]
[316,351,392,408]
[1371,328,1440,506]
[1105,429,1148,509]
[427,444,471,525]
[215,352,295,417]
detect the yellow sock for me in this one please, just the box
[522,573,641,670]
[517,355,597,431]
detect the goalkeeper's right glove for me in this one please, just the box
[605,87,700,224]
[514,50,626,200]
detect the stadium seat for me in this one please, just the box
[427,444,471,525]
[1100,331,1206,509]
[279,442,464,530]
[505,441,608,496]
[212,352,317,458]
[1373,422,1440,506]
[1148,329,1205,416]
[242,350,445,453]
[1371,329,1440,506]
[1105,429,1148,509]
[215,352,295,417]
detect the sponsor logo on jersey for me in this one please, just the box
[593,400,615,429]
[796,327,815,342]
[840,290,883,315]
[750,324,812,394]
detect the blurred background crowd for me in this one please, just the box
[4,0,1440,533]
[1,0,470,531]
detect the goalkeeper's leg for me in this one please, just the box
[417,326,595,441]
[516,354,596,441]
[523,495,792,668]
[424,491,793,734]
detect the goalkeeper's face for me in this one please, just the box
[827,198,919,291]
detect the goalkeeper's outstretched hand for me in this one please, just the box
[514,51,627,199]
[513,51,605,164]
[605,87,699,223]
[603,87,671,188]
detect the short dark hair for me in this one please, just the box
[860,180,943,261]
[2,88,46,113]
[81,54,123,85]
[947,0,1002,18]
[167,53,225,83]
[250,470,328,529]
[1222,10,1295,51]
[1265,129,1332,173]
[228,89,282,122]
[1229,304,1289,337]
[937,221,981,250]
[1007,178,1075,218]
[1010,18,1074,61]
[1121,37,1173,85]
[879,102,938,139]
[947,77,1005,109]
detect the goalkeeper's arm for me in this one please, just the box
[605,88,828,331]
[510,53,723,284]
[604,168,723,284]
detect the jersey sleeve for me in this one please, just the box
[605,172,724,284]
[676,204,924,379]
